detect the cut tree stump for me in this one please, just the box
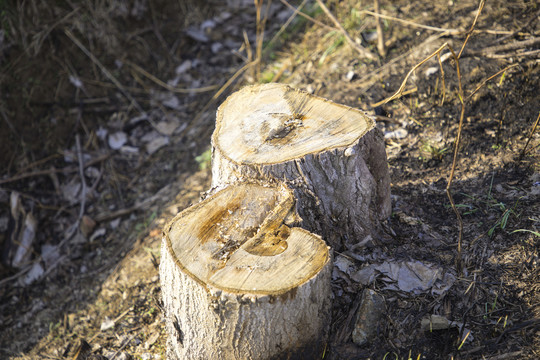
[160,182,332,360]
[211,83,391,251]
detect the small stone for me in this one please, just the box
[80,215,97,238]
[421,314,450,331]
[145,136,169,155]
[100,317,115,331]
[108,131,128,150]
[352,289,385,346]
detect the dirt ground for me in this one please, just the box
[0,0,539,359]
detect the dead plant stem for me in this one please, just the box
[315,0,376,60]
[361,10,459,34]
[0,153,110,185]
[372,42,448,107]
[373,0,386,57]
[458,0,485,59]
[436,52,446,106]
[279,0,336,31]
[75,134,87,223]
[467,64,519,101]
[445,46,465,273]
[265,0,309,53]
[520,112,540,161]
[64,29,155,129]
[125,60,219,93]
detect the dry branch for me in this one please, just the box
[520,112,540,161]
[279,0,336,32]
[315,0,376,60]
[373,0,386,57]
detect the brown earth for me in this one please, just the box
[0,0,539,359]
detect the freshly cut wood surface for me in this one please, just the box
[212,83,391,251]
[163,183,328,293]
[213,83,375,164]
[160,182,332,359]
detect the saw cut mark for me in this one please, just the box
[265,112,306,141]
[264,88,315,142]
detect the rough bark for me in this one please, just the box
[211,83,391,251]
[160,183,332,360]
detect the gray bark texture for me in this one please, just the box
[160,183,332,360]
[211,83,391,251]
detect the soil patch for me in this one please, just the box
[1,0,539,359]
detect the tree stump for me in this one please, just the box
[211,83,391,251]
[160,182,332,360]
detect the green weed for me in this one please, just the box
[195,148,212,170]
[419,141,448,161]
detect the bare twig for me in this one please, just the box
[466,64,519,101]
[491,8,540,44]
[75,134,87,223]
[64,29,153,127]
[372,37,474,273]
[495,318,540,344]
[465,37,540,57]
[520,112,540,161]
[445,45,465,274]
[125,60,219,94]
[436,52,446,106]
[315,0,376,60]
[0,153,110,185]
[373,0,385,57]
[0,264,32,286]
[372,42,448,107]
[265,0,309,54]
[257,0,273,80]
[279,0,336,32]
[458,0,485,59]
[109,333,138,360]
[481,49,540,59]
[243,30,254,77]
[359,32,447,90]
[362,7,514,36]
[254,0,263,80]
[361,10,460,35]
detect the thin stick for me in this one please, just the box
[279,0,336,31]
[75,134,87,222]
[0,153,110,185]
[125,60,219,94]
[445,44,465,273]
[361,10,460,34]
[465,37,540,57]
[265,0,309,54]
[458,0,485,59]
[436,52,446,106]
[362,8,513,36]
[519,112,540,161]
[373,0,386,57]
[372,42,448,107]
[360,32,447,91]
[482,49,540,59]
[315,0,376,60]
[258,0,273,79]
[64,29,152,126]
[254,0,271,80]
[466,64,519,101]
[492,9,540,44]
[371,40,472,273]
